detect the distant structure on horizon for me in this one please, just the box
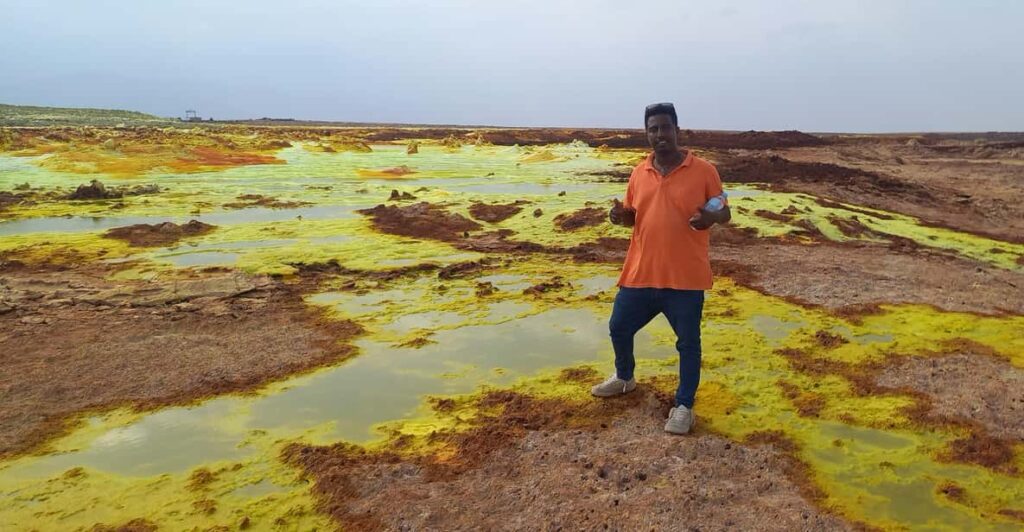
[184,109,201,122]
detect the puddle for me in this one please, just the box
[749,314,802,344]
[381,311,467,334]
[476,274,533,292]
[309,289,419,317]
[575,275,616,297]
[156,250,240,267]
[829,324,895,345]
[809,421,1021,531]
[377,253,481,267]
[6,400,248,478]
[854,332,896,343]
[229,478,292,499]
[484,301,534,321]
[460,182,598,196]
[248,307,657,442]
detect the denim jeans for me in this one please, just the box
[608,287,705,408]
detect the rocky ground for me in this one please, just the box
[1,128,1022,530]
[285,376,854,532]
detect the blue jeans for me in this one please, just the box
[608,287,705,408]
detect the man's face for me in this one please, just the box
[646,114,679,155]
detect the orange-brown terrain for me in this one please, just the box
[1,124,1022,530]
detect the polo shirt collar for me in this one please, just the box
[643,150,693,175]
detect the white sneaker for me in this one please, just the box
[590,374,637,397]
[664,406,694,435]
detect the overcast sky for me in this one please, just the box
[1,0,1022,131]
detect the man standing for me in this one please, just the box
[591,102,730,435]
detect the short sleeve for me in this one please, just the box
[705,163,725,203]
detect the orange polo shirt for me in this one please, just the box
[616,151,724,290]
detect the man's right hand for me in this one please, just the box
[609,199,636,227]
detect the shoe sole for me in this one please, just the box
[664,418,694,435]
[663,423,692,435]
[590,382,637,397]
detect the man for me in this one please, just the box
[591,102,730,435]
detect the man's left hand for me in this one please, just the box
[689,207,714,230]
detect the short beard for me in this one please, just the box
[653,143,678,156]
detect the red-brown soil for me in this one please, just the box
[104,220,216,247]
[468,201,526,223]
[357,202,482,241]
[437,259,497,280]
[3,127,1023,530]
[284,378,852,531]
[554,206,607,231]
[222,194,311,209]
[565,236,631,264]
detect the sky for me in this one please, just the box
[1,0,1022,132]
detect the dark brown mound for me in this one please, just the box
[468,201,525,223]
[437,259,494,280]
[554,207,606,231]
[388,189,416,201]
[583,166,633,182]
[222,194,311,209]
[65,180,161,200]
[814,330,849,348]
[754,209,794,222]
[67,180,118,200]
[566,237,630,263]
[89,518,157,532]
[0,190,32,213]
[717,154,933,201]
[104,220,216,247]
[523,276,569,296]
[357,202,481,241]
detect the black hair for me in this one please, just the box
[644,102,678,127]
